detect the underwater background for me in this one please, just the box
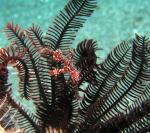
[0,0,150,109]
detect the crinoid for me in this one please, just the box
[0,0,149,133]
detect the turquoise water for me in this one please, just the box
[1,0,150,59]
[0,0,150,109]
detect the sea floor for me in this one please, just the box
[0,0,150,108]
[0,0,150,59]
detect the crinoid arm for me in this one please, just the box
[0,0,150,132]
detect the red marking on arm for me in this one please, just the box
[39,47,80,82]
[14,24,19,33]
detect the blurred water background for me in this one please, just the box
[0,0,150,109]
